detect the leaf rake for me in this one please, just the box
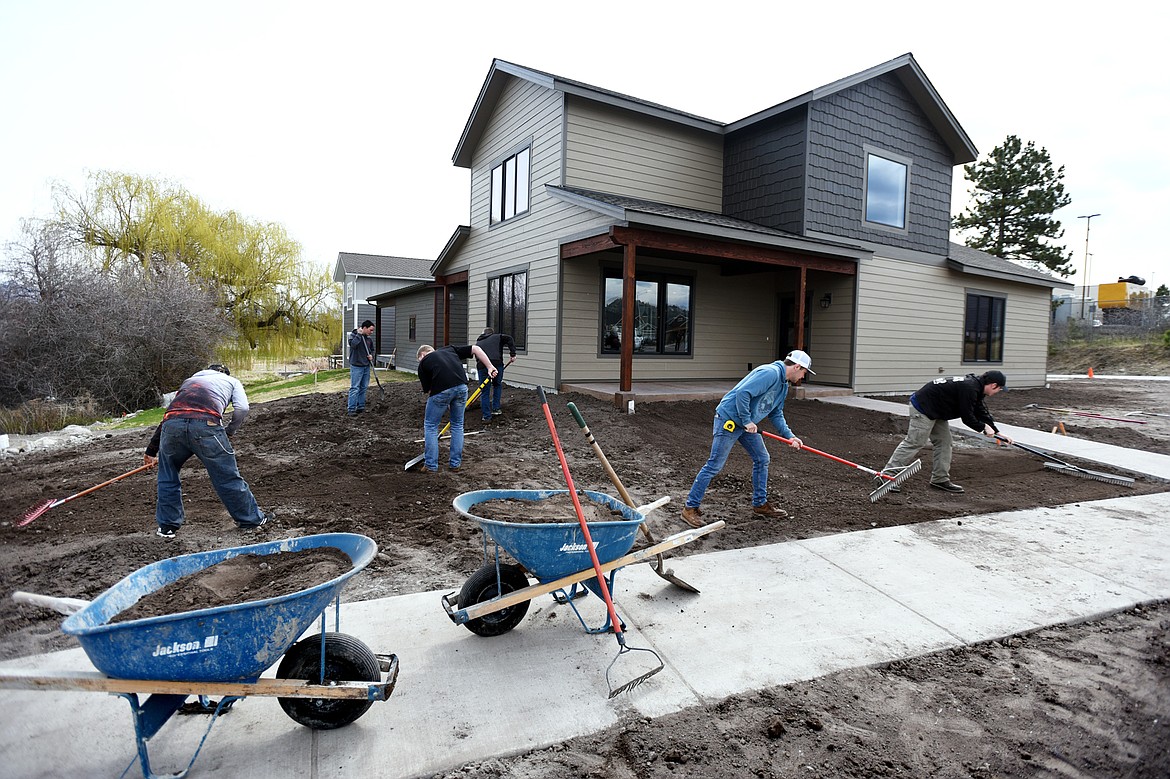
[19,463,155,527]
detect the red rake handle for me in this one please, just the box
[759,430,890,481]
[537,386,626,642]
[19,462,155,526]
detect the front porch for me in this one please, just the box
[559,379,854,406]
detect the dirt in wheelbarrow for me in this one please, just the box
[1,376,1168,776]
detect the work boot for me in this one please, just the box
[681,506,704,528]
[751,502,789,518]
[930,481,965,493]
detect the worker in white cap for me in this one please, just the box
[680,350,813,528]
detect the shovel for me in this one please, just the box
[362,343,386,399]
[566,402,700,593]
[757,429,920,501]
[20,462,156,526]
[538,386,663,698]
[994,434,1135,486]
[404,371,494,471]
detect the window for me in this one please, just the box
[345,281,354,307]
[600,269,692,356]
[408,316,416,341]
[490,147,530,225]
[864,151,908,229]
[964,293,1005,362]
[487,271,527,349]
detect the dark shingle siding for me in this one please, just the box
[804,73,953,254]
[723,107,807,234]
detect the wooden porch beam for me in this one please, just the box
[560,232,622,259]
[609,226,857,275]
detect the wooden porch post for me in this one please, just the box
[795,267,808,351]
[620,243,637,393]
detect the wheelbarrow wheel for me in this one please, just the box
[458,563,530,637]
[276,632,380,729]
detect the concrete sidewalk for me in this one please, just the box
[822,395,1170,482]
[2,490,1169,778]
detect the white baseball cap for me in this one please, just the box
[785,350,815,375]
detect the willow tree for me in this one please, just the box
[54,171,337,360]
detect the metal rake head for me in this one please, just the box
[869,459,922,502]
[18,499,55,527]
[1043,463,1135,487]
[606,644,664,699]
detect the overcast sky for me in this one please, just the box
[2,1,1165,292]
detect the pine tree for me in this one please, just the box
[953,135,1073,276]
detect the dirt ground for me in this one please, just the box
[1,375,1168,776]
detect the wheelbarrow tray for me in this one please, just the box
[60,533,377,683]
[452,489,645,581]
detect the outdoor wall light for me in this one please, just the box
[819,293,832,309]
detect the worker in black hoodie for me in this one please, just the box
[474,327,517,421]
[882,370,1012,494]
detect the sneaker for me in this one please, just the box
[751,502,789,518]
[240,510,274,530]
[681,506,704,528]
[156,526,177,538]
[491,409,503,416]
[930,481,965,494]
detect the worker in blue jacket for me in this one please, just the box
[681,350,812,528]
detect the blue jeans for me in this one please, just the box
[156,418,265,530]
[348,365,371,412]
[685,417,771,508]
[424,384,468,470]
[477,364,505,420]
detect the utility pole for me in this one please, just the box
[1078,214,1101,320]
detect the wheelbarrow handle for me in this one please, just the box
[12,591,91,615]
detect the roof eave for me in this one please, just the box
[947,259,1075,289]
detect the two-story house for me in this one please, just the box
[379,54,1071,401]
[333,252,432,366]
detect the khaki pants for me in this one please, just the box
[884,404,952,484]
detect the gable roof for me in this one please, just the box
[333,252,433,283]
[454,53,977,169]
[947,242,1074,289]
[726,53,978,164]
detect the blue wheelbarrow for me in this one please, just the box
[4,533,399,779]
[442,489,723,637]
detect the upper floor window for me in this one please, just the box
[864,151,909,229]
[490,147,530,225]
[345,281,354,307]
[964,292,1005,363]
[487,270,527,349]
[601,269,692,356]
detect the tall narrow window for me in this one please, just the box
[487,271,527,349]
[865,152,908,229]
[601,269,692,355]
[408,316,416,341]
[490,147,531,225]
[964,293,1005,362]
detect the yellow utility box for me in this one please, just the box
[1097,281,1138,309]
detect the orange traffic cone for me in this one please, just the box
[1088,367,1095,378]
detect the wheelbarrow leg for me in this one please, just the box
[117,692,239,779]
[560,570,627,635]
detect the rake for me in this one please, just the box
[994,435,1135,487]
[538,386,663,698]
[759,430,921,501]
[19,462,155,527]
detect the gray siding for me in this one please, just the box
[564,97,724,212]
[804,74,954,255]
[393,292,436,373]
[723,107,807,233]
[854,255,1052,393]
[448,76,583,390]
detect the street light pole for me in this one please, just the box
[1078,213,1101,320]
